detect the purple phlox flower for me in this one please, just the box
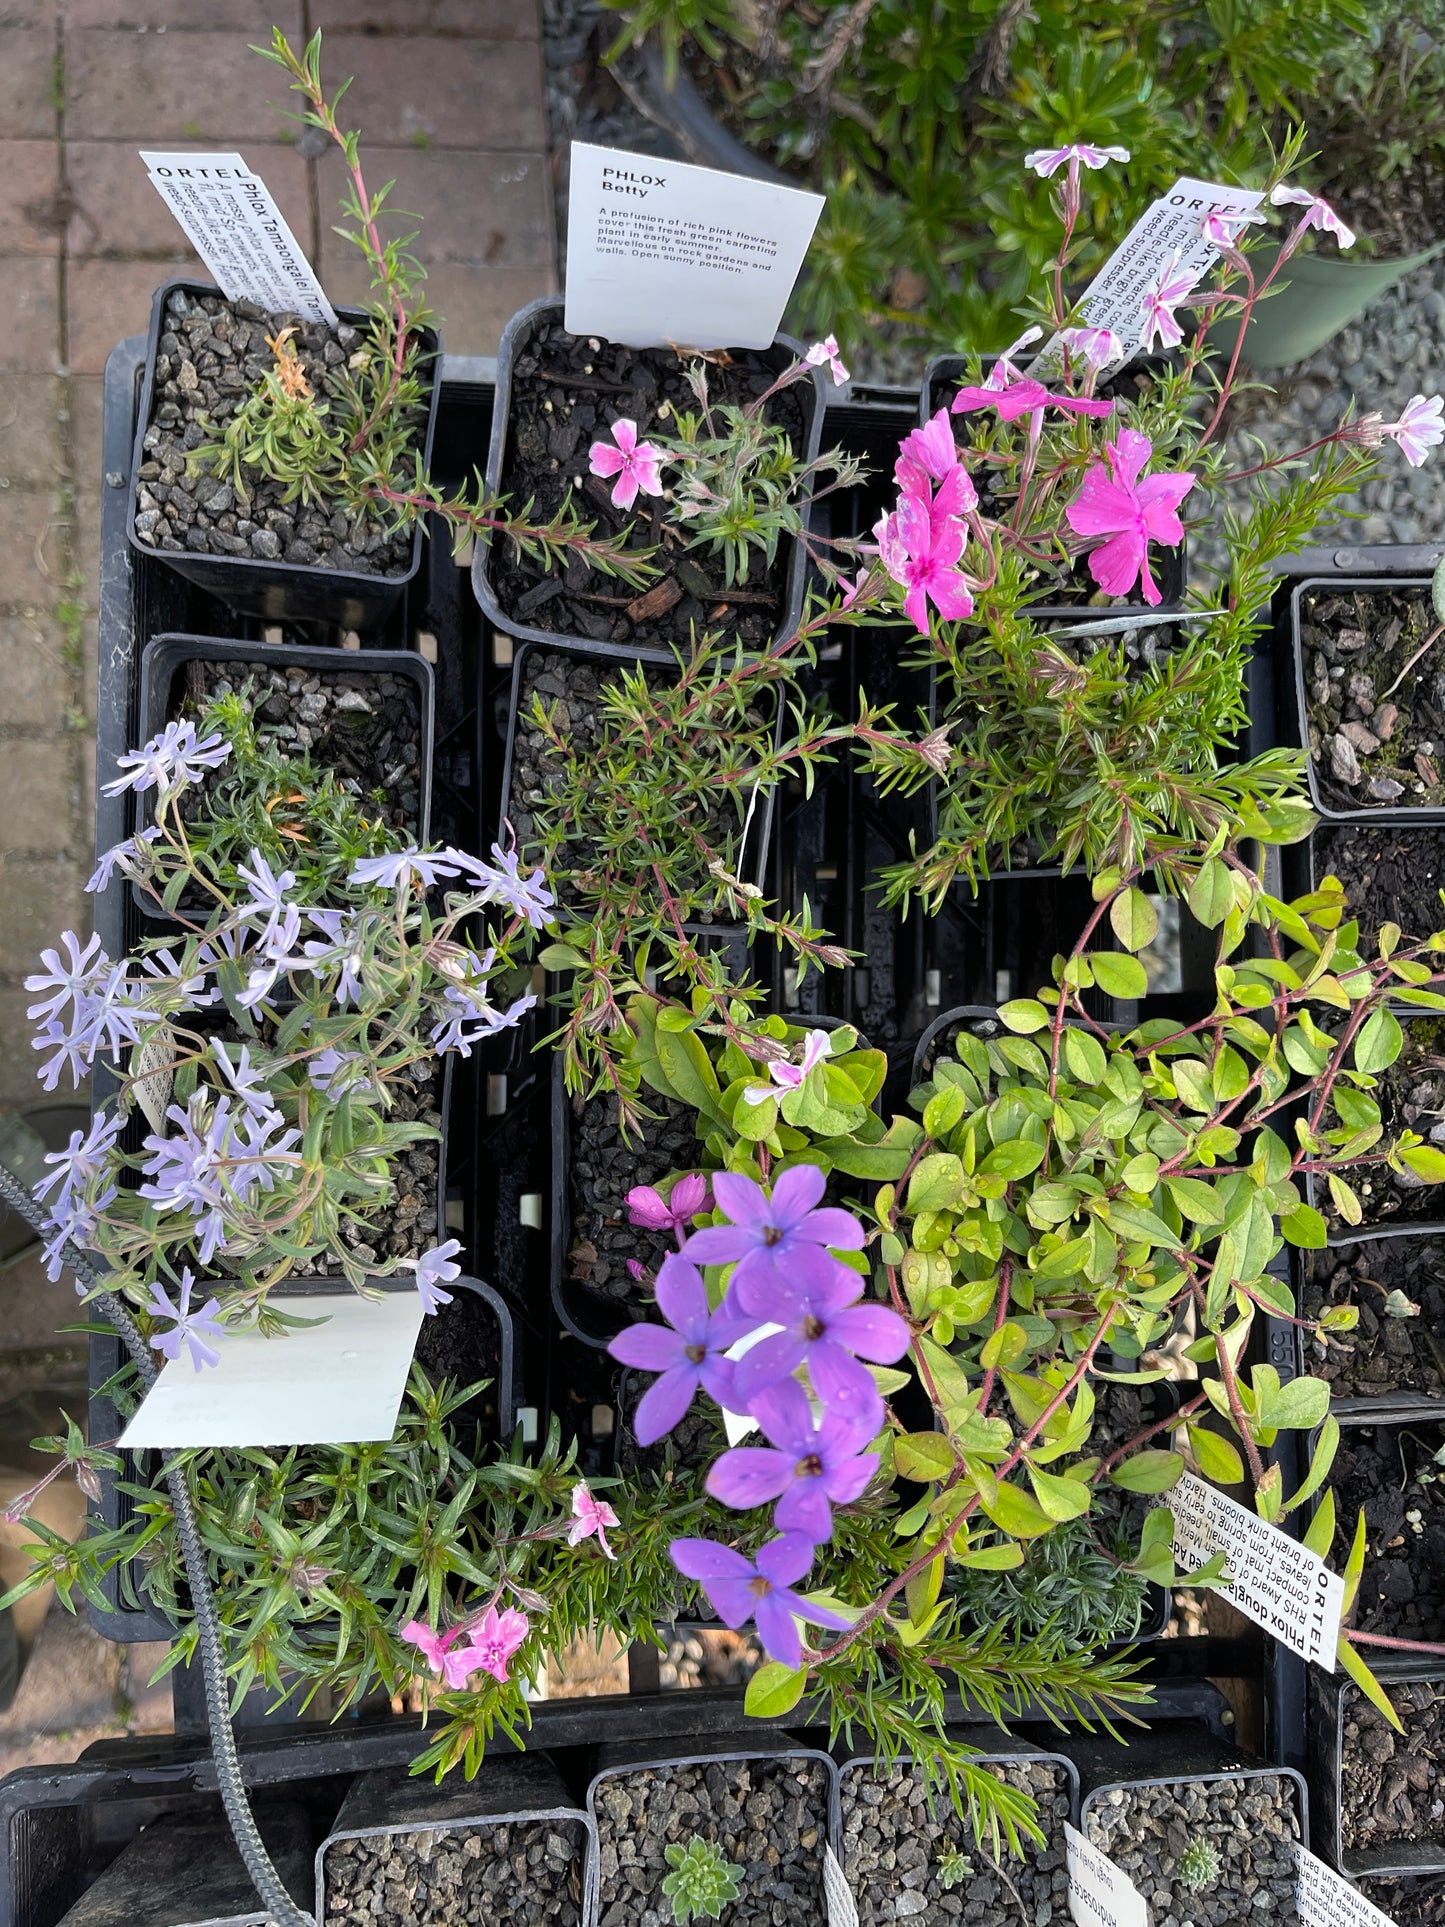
[86,826,163,894]
[138,947,218,1008]
[27,939,146,1088]
[429,978,537,1057]
[34,1110,123,1249]
[1383,394,1445,468]
[729,1262,910,1431]
[236,848,295,940]
[877,480,977,637]
[303,909,366,1006]
[608,1253,757,1446]
[31,1020,91,1094]
[681,1162,865,1322]
[1138,248,1195,352]
[589,418,666,511]
[349,847,453,892]
[1024,141,1130,179]
[743,1029,832,1108]
[1064,427,1195,607]
[441,843,557,931]
[568,1480,620,1559]
[707,1377,879,1542]
[147,1268,224,1372]
[626,1171,710,1238]
[396,1238,462,1315]
[102,720,230,798]
[804,335,850,385]
[896,408,964,498]
[307,1046,371,1099]
[1270,182,1356,250]
[25,931,108,1026]
[1061,326,1122,373]
[140,1096,300,1262]
[210,1040,281,1126]
[669,1532,851,1669]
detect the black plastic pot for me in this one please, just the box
[127,279,441,628]
[54,1802,313,1927]
[910,1002,1128,1089]
[132,631,436,923]
[315,1756,595,1923]
[1291,1233,1445,1418]
[1279,573,1445,825]
[585,1739,836,1926]
[472,295,826,653]
[1310,1665,1445,1878]
[1304,1009,1445,1244]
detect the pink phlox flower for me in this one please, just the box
[1060,326,1122,373]
[743,1027,832,1108]
[1383,394,1445,468]
[879,479,976,636]
[895,408,963,497]
[451,1605,530,1688]
[1064,427,1195,607]
[1024,142,1130,178]
[1200,206,1266,251]
[399,1618,453,1676]
[952,375,1113,425]
[805,336,849,384]
[588,418,666,510]
[626,1171,709,1237]
[1138,248,1195,351]
[1269,183,1355,249]
[568,1481,620,1559]
[992,325,1044,387]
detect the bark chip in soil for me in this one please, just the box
[1341,1678,1445,1855]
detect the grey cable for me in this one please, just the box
[0,1160,315,1927]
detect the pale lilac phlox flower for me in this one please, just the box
[210,1040,280,1126]
[102,720,229,797]
[1137,249,1195,352]
[303,909,365,1006]
[682,1163,865,1320]
[626,1171,710,1239]
[25,931,109,1026]
[429,980,537,1057]
[349,847,453,892]
[147,1268,224,1372]
[86,827,163,894]
[1064,427,1195,607]
[805,335,850,385]
[608,1253,756,1446]
[743,1028,832,1108]
[236,849,294,938]
[568,1481,620,1559]
[443,842,556,930]
[588,418,666,511]
[307,1046,370,1099]
[669,1532,850,1669]
[1024,142,1130,178]
[730,1263,909,1433]
[137,947,218,1008]
[396,1238,463,1315]
[1269,182,1356,249]
[1383,394,1445,468]
[34,1110,123,1224]
[707,1376,879,1541]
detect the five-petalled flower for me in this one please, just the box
[805,336,850,385]
[669,1533,852,1669]
[1064,427,1194,607]
[1024,142,1130,179]
[568,1481,620,1559]
[682,1164,866,1320]
[1138,249,1194,352]
[147,1268,225,1373]
[742,1029,832,1108]
[588,418,666,510]
[608,1253,756,1444]
[396,1238,463,1315]
[706,1377,879,1542]
[1269,183,1356,250]
[1383,395,1445,468]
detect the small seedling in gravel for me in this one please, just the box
[937,1843,975,1890]
[661,1836,745,1922]
[1177,1835,1222,1890]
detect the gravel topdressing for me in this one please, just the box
[323,1818,586,1926]
[1084,1773,1303,1927]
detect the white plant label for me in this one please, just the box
[1031,175,1265,379]
[141,150,337,324]
[130,1023,176,1134]
[1297,1844,1399,1927]
[1166,1470,1345,1668]
[721,1322,784,1444]
[564,141,824,350]
[822,1844,860,1927]
[1065,1823,1149,1927]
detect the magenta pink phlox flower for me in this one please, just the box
[669,1532,851,1668]
[1138,249,1195,352]
[951,375,1114,425]
[880,480,976,636]
[805,335,849,384]
[1383,394,1445,468]
[1061,326,1122,373]
[1064,427,1194,607]
[626,1171,709,1238]
[399,1618,452,1676]
[896,408,963,497]
[451,1605,530,1687]
[568,1481,619,1560]
[1024,142,1130,178]
[608,1253,757,1445]
[1269,183,1355,250]
[588,417,666,510]
[743,1028,832,1107]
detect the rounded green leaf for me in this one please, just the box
[998,999,1050,1034]
[1280,1204,1328,1248]
[1090,951,1148,999]
[1110,888,1160,953]
[744,1660,808,1718]
[1187,859,1234,929]
[1109,1449,1185,1493]
[1354,1007,1403,1075]
[1187,1424,1245,1486]
[1064,1026,1108,1085]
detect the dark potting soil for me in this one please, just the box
[1301,587,1445,809]
[567,1089,701,1305]
[506,649,746,897]
[1321,159,1445,259]
[1322,1018,1445,1232]
[414,1283,502,1443]
[839,1756,1072,1927]
[1303,1241,1445,1400]
[1340,1678,1445,1855]
[135,289,424,576]
[1360,1874,1445,1927]
[322,1817,586,1926]
[1328,1420,1445,1643]
[492,318,807,649]
[593,1755,829,1927]
[1314,824,1445,950]
[1085,1774,1304,1927]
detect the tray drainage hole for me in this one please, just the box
[592,1405,614,1439]
[417,630,438,663]
[493,633,513,666]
